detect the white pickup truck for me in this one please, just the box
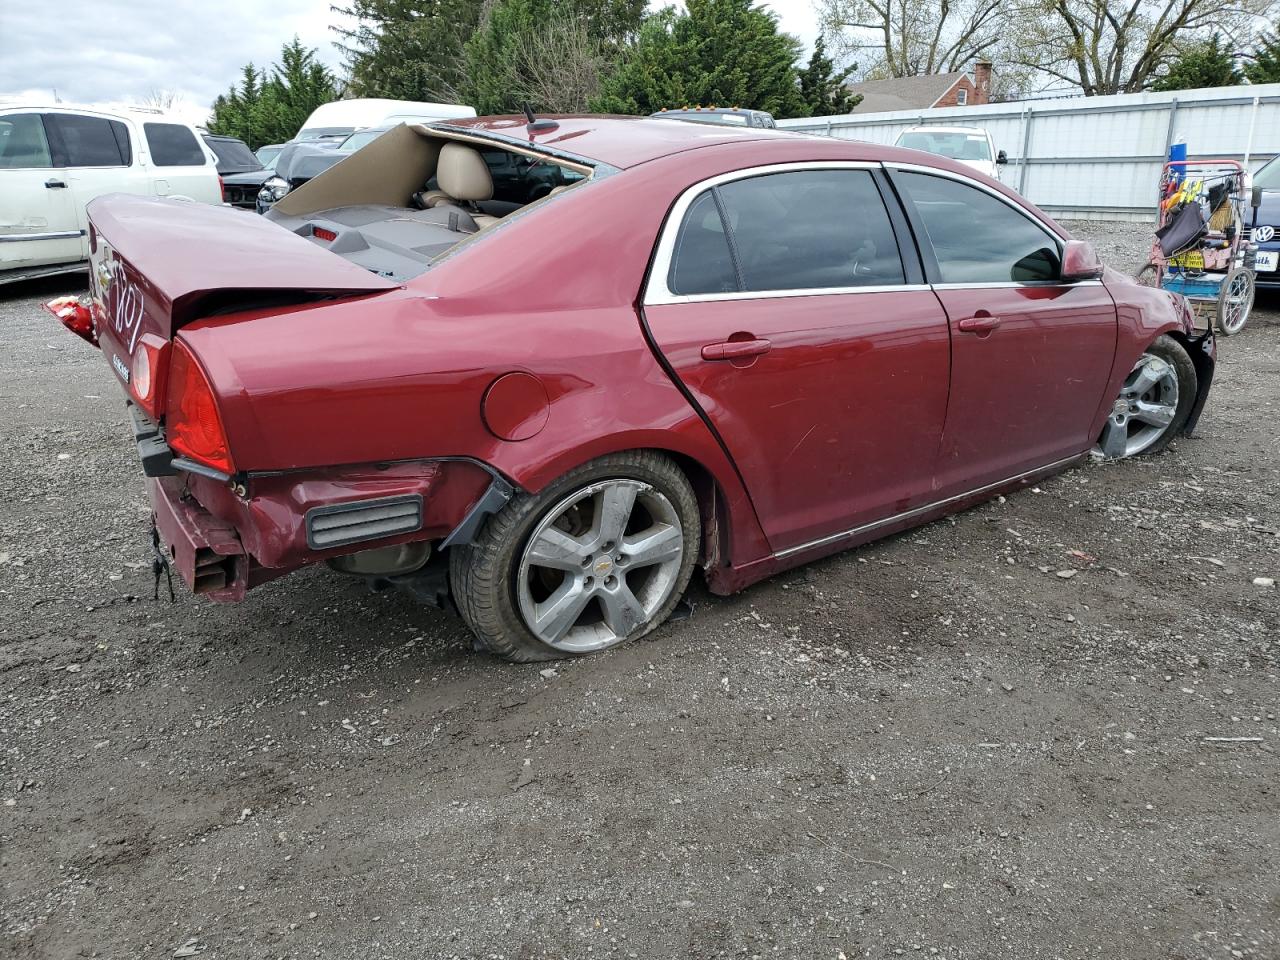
[0,104,221,285]
[895,125,1008,181]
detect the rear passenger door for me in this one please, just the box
[141,121,218,201]
[0,112,81,271]
[44,112,140,259]
[888,168,1117,493]
[643,163,953,553]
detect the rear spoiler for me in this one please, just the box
[87,194,397,331]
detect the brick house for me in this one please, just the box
[842,62,994,114]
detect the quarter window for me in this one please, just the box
[895,171,1061,283]
[45,114,131,167]
[667,168,906,296]
[0,113,52,168]
[144,122,205,166]
[668,190,737,295]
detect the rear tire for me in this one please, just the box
[1215,266,1254,336]
[450,452,700,662]
[1134,261,1159,287]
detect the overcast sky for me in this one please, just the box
[0,0,824,124]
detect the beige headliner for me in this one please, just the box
[270,123,593,218]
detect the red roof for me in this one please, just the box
[437,114,796,169]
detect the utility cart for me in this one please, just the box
[1135,159,1258,336]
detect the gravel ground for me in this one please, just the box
[2,221,1278,960]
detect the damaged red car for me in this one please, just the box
[50,116,1214,662]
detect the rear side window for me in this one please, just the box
[717,169,905,291]
[0,113,52,168]
[145,123,205,166]
[669,191,737,295]
[895,171,1061,283]
[45,114,131,167]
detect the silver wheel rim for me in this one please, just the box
[1096,352,1180,458]
[1218,271,1252,334]
[516,479,685,653]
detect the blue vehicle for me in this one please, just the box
[1249,155,1279,290]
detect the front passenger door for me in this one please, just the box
[889,169,1117,494]
[643,165,953,553]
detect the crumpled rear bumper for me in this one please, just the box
[147,476,251,601]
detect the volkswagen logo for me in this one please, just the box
[1255,224,1276,243]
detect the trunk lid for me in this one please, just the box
[87,194,396,395]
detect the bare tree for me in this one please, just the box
[1001,0,1275,95]
[143,88,180,111]
[817,0,1004,77]
[515,16,607,113]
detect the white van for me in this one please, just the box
[0,105,222,284]
[295,99,477,141]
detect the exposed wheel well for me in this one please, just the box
[651,449,728,570]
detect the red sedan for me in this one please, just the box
[49,116,1215,662]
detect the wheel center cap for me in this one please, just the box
[593,556,615,576]
[1112,397,1129,416]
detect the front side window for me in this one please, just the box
[0,113,52,168]
[45,114,130,167]
[144,123,205,166]
[895,171,1061,283]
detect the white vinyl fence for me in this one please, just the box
[777,84,1280,221]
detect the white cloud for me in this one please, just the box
[0,0,351,124]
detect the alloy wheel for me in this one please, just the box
[1217,269,1253,335]
[516,479,685,654]
[1096,352,1180,458]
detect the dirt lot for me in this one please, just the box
[2,221,1277,960]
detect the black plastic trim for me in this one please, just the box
[305,494,424,550]
[440,476,514,549]
[1182,328,1216,436]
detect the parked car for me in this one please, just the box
[202,134,263,176]
[49,116,1214,663]
[895,125,1007,180]
[1,105,220,284]
[652,106,777,128]
[1249,154,1279,288]
[255,143,285,167]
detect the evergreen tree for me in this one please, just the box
[462,0,646,114]
[334,0,481,101]
[1151,35,1241,91]
[1245,30,1280,83]
[797,36,861,115]
[207,40,338,148]
[594,0,809,118]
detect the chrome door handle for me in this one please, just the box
[701,338,772,361]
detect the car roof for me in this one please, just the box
[432,115,797,169]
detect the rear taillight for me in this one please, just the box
[166,339,235,475]
[130,333,170,420]
[218,175,226,202]
[44,296,97,347]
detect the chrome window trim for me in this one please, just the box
[0,230,83,243]
[885,161,1070,242]
[774,454,1082,560]
[644,160,894,306]
[929,279,1103,290]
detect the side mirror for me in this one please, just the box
[996,149,1008,165]
[1061,239,1103,281]
[1253,184,1263,211]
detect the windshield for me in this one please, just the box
[256,145,282,165]
[1255,156,1280,190]
[206,137,262,172]
[661,111,749,125]
[295,126,356,141]
[898,131,992,162]
[339,129,386,153]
